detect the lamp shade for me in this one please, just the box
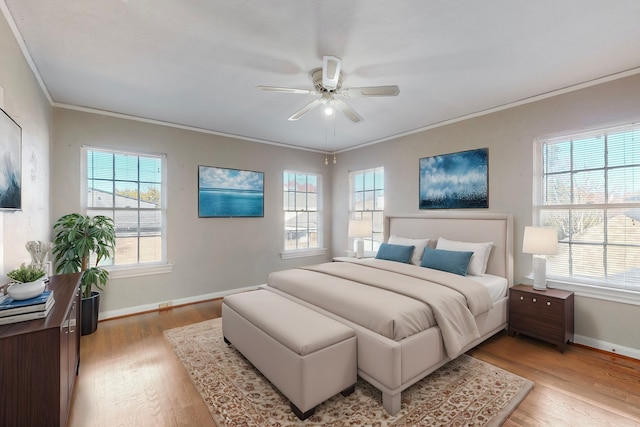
[348,220,371,238]
[522,226,558,255]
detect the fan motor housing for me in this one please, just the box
[310,68,343,93]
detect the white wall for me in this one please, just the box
[330,73,640,356]
[0,8,52,276]
[51,108,332,317]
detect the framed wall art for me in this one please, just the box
[419,148,488,209]
[198,165,264,218]
[0,108,21,210]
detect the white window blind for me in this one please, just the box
[534,123,640,290]
[283,171,321,252]
[350,167,384,251]
[83,147,167,266]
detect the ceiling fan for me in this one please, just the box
[257,56,400,123]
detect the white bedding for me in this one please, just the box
[467,274,508,302]
[267,259,495,358]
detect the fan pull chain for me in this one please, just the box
[324,111,330,166]
[332,111,337,164]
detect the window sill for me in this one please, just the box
[105,263,174,280]
[280,248,327,260]
[523,275,640,306]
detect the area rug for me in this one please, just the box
[164,318,533,426]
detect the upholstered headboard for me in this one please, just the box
[384,212,514,286]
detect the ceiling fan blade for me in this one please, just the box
[339,85,400,98]
[288,99,322,121]
[322,56,342,90]
[257,86,315,95]
[334,99,363,123]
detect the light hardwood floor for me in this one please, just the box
[68,298,640,427]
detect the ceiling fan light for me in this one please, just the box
[324,106,334,116]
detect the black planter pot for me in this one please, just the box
[81,291,101,336]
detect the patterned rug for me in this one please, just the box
[164,318,533,426]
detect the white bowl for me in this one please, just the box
[8,280,46,300]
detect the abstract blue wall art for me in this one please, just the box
[198,165,264,217]
[419,148,488,209]
[0,108,21,210]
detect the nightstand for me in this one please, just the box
[508,284,574,352]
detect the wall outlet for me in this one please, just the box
[159,301,172,310]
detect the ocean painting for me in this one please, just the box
[419,148,488,209]
[198,166,264,217]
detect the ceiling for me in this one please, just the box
[3,1,640,152]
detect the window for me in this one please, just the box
[83,147,166,267]
[283,171,321,253]
[350,167,384,251]
[534,124,640,291]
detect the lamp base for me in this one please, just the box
[355,239,364,259]
[531,255,547,290]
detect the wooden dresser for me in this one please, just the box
[508,284,574,352]
[0,273,82,427]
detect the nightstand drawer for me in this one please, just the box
[509,291,564,322]
[509,313,564,342]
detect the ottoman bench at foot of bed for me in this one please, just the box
[221,289,357,420]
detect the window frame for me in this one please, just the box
[349,167,385,253]
[81,146,171,277]
[281,170,326,259]
[533,123,640,305]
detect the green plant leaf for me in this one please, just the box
[52,213,116,297]
[7,263,46,283]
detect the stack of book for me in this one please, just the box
[0,290,55,325]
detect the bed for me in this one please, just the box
[262,212,513,414]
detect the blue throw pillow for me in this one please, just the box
[420,247,474,276]
[375,243,415,264]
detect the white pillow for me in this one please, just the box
[388,235,431,266]
[435,238,493,276]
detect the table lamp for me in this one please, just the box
[522,226,558,290]
[348,219,371,259]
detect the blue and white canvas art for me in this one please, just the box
[419,148,488,209]
[0,108,21,210]
[198,165,264,217]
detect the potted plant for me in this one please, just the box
[7,263,47,283]
[4,263,48,300]
[52,213,115,335]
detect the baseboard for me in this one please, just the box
[573,334,640,360]
[98,285,260,321]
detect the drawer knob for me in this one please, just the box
[547,301,551,306]
[532,298,537,303]
[520,296,524,301]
